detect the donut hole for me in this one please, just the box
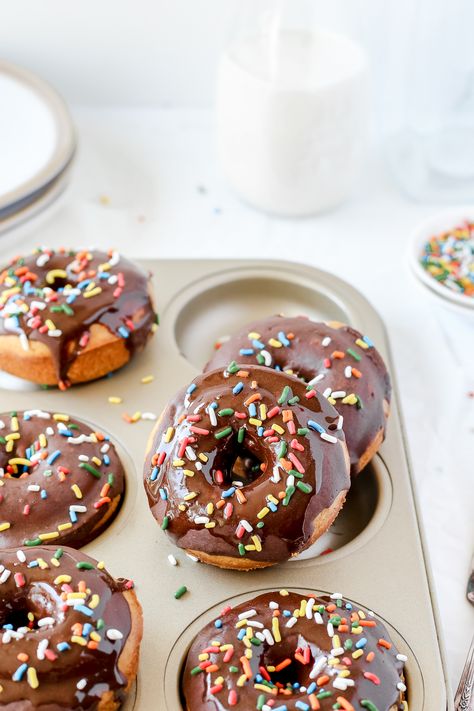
[2,606,39,631]
[2,459,32,479]
[267,662,309,688]
[211,434,268,488]
[0,583,62,632]
[229,448,264,486]
[262,640,316,689]
[206,428,269,488]
[36,253,97,292]
[0,447,35,478]
[5,469,29,479]
[40,262,76,290]
[44,275,69,291]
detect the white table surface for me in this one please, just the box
[6,107,474,694]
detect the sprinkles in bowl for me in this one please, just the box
[420,220,474,298]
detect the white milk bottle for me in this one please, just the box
[216,7,369,216]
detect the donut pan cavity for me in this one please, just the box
[0,260,451,710]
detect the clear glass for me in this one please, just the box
[216,0,370,216]
[384,0,474,201]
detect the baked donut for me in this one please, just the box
[0,545,142,709]
[0,247,158,389]
[144,364,350,569]
[205,316,391,475]
[182,589,407,711]
[0,410,125,548]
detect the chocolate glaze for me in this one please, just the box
[0,411,125,549]
[205,316,391,475]
[0,546,134,710]
[0,249,157,385]
[144,365,350,565]
[182,590,406,710]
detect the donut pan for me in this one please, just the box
[0,259,452,710]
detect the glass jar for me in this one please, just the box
[216,1,370,216]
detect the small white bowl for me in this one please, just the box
[409,207,474,317]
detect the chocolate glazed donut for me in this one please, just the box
[144,364,350,569]
[0,248,158,388]
[182,590,407,711]
[205,316,391,475]
[0,410,125,549]
[0,546,142,710]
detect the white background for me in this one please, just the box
[0,0,402,119]
[1,0,473,700]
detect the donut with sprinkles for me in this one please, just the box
[144,364,350,569]
[182,590,407,711]
[0,248,158,389]
[0,546,142,709]
[0,410,125,549]
[205,316,391,475]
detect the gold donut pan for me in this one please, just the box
[0,260,451,710]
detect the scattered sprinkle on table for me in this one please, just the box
[174,585,188,599]
[122,411,157,424]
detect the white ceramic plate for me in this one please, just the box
[0,162,71,237]
[0,61,76,220]
[409,207,474,315]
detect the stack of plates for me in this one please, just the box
[0,61,76,235]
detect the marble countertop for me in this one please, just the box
[6,108,473,694]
